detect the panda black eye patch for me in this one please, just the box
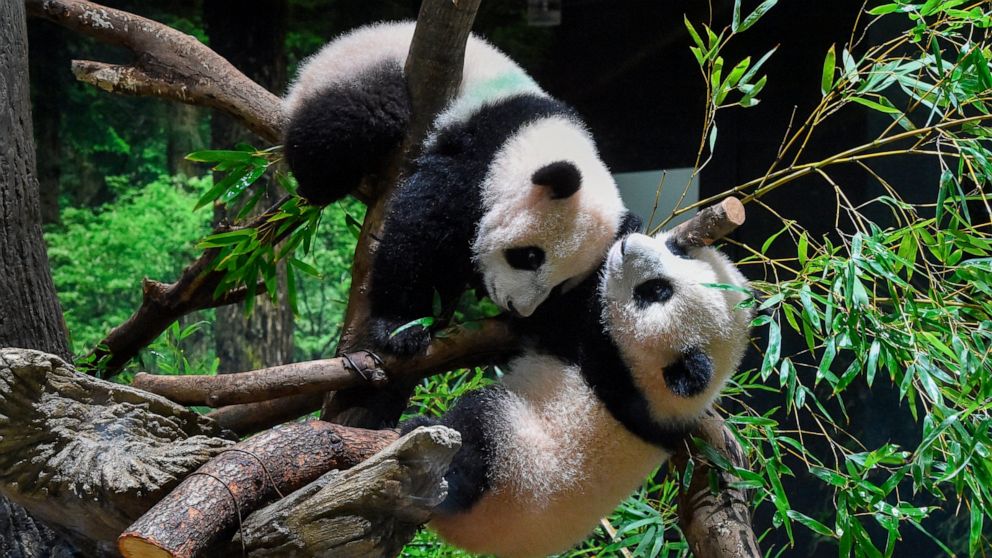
[505,247,545,271]
[633,278,674,307]
[665,237,692,259]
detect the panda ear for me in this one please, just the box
[532,161,582,200]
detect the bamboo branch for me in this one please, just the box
[27,0,285,143]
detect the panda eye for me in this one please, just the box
[633,278,674,308]
[666,237,692,259]
[505,247,545,271]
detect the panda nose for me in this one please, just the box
[507,300,518,315]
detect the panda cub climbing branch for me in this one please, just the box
[403,229,753,558]
[283,22,627,355]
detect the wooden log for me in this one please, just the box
[117,421,399,558]
[670,196,746,247]
[207,393,326,437]
[673,411,760,558]
[0,348,232,545]
[234,425,461,557]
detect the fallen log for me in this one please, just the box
[233,425,460,557]
[117,421,400,558]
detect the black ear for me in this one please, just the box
[663,347,713,398]
[618,212,644,237]
[532,161,582,200]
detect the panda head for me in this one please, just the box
[473,116,625,317]
[599,231,752,423]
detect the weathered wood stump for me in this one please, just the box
[0,348,232,546]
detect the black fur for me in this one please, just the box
[663,347,713,397]
[284,61,411,206]
[400,387,507,514]
[367,94,577,355]
[532,160,582,199]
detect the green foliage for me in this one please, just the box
[670,1,992,556]
[188,146,323,312]
[294,199,365,361]
[45,175,212,354]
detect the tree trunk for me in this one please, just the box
[0,0,70,362]
[205,0,294,373]
[166,103,205,178]
[0,3,76,554]
[27,19,67,225]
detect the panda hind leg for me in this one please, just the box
[284,60,411,206]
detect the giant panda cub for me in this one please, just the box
[283,22,627,355]
[403,230,753,558]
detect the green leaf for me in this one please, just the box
[684,16,706,50]
[760,320,782,380]
[797,232,809,267]
[850,96,903,114]
[185,149,254,163]
[390,317,435,338]
[737,0,778,32]
[868,3,902,15]
[786,510,835,537]
[821,44,836,95]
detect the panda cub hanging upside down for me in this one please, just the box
[402,229,753,558]
[283,22,627,355]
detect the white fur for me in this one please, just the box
[284,21,622,318]
[473,117,625,317]
[602,232,752,423]
[283,21,544,132]
[430,353,665,558]
[432,234,752,557]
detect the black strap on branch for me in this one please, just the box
[341,350,385,384]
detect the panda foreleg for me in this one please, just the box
[284,60,411,206]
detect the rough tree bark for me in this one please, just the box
[206,0,294,373]
[0,0,70,360]
[118,420,400,558]
[27,18,68,224]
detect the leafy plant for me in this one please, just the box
[663,1,992,556]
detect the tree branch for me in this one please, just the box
[27,0,285,143]
[673,411,761,558]
[133,319,515,407]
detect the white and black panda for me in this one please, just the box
[283,22,627,355]
[402,229,753,558]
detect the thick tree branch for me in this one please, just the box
[207,393,326,437]
[133,319,515,407]
[674,411,761,558]
[27,0,284,142]
[322,0,482,427]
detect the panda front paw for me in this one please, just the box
[370,317,432,356]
